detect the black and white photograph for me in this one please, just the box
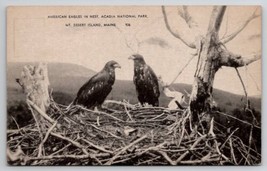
[6,6,261,166]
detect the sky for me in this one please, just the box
[7,6,261,96]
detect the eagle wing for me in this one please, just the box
[143,65,160,99]
[74,71,111,108]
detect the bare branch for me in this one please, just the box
[221,7,260,44]
[220,49,261,67]
[38,121,58,157]
[162,6,196,48]
[81,139,113,154]
[114,26,136,53]
[207,6,227,35]
[216,111,261,129]
[157,150,176,165]
[178,6,198,28]
[27,99,55,123]
[169,53,196,86]
[235,68,249,106]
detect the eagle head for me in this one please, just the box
[128,54,146,64]
[104,60,121,71]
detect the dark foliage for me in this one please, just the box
[7,101,33,129]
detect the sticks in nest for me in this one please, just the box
[7,100,261,165]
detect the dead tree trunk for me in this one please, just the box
[189,7,226,122]
[16,63,50,135]
[162,6,261,123]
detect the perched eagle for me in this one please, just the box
[129,54,160,106]
[73,60,121,109]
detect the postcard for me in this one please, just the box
[7,6,261,165]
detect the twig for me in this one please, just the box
[246,124,254,164]
[229,138,238,165]
[105,100,136,108]
[221,8,229,40]
[50,132,88,155]
[148,112,166,121]
[37,121,58,157]
[209,118,230,163]
[27,99,55,123]
[216,111,260,129]
[138,156,161,165]
[235,68,249,108]
[27,103,42,136]
[175,134,207,164]
[178,6,198,29]
[114,26,135,53]
[24,153,110,162]
[50,143,71,156]
[136,142,167,155]
[246,68,261,91]
[105,134,148,165]
[157,150,175,165]
[78,105,124,122]
[180,158,221,164]
[220,128,239,150]
[11,116,21,131]
[124,103,134,121]
[88,123,123,140]
[162,6,196,48]
[221,7,260,44]
[169,54,196,86]
[81,139,113,154]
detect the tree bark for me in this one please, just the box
[189,6,226,122]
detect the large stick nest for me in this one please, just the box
[7,99,261,165]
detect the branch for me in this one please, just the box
[27,99,55,123]
[24,153,110,162]
[50,132,89,155]
[175,134,207,164]
[114,26,136,53]
[77,105,124,122]
[216,111,261,129]
[221,8,260,44]
[105,134,147,165]
[167,53,196,86]
[38,121,58,157]
[207,6,227,35]
[235,68,249,107]
[81,138,113,154]
[220,50,261,67]
[162,6,196,48]
[157,150,176,165]
[178,6,198,28]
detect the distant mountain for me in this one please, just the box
[111,81,261,113]
[7,62,96,89]
[7,62,261,113]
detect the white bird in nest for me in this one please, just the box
[158,76,187,110]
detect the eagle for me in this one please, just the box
[129,54,160,106]
[73,60,121,109]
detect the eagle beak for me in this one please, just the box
[128,56,135,60]
[114,63,121,69]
